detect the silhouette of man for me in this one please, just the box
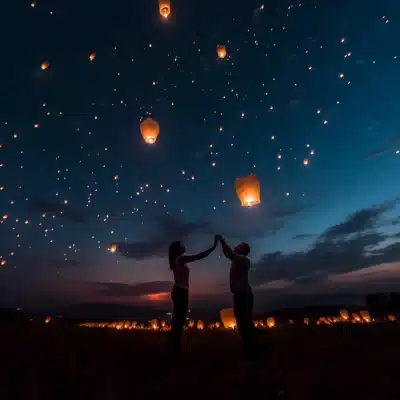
[216,235,256,360]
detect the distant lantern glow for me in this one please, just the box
[89,52,96,61]
[140,117,160,144]
[266,317,276,328]
[220,308,236,329]
[41,61,50,70]
[217,45,227,59]
[235,174,261,207]
[108,244,117,253]
[340,309,349,320]
[303,158,309,166]
[159,0,171,18]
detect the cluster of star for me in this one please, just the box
[0,1,398,271]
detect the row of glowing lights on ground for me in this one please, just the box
[75,310,397,331]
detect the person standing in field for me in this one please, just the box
[167,237,218,361]
[216,234,256,360]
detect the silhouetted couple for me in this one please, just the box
[168,235,256,362]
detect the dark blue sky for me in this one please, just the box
[0,0,399,312]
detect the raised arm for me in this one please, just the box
[178,239,217,264]
[218,236,235,260]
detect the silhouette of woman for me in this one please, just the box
[167,237,218,360]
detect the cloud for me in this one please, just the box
[322,200,396,239]
[251,201,400,286]
[114,215,211,260]
[292,233,315,240]
[213,202,312,240]
[27,199,86,223]
[94,281,172,298]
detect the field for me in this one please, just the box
[1,323,400,399]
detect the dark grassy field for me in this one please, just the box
[1,323,399,399]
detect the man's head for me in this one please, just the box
[234,242,250,256]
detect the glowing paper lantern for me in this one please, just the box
[220,308,236,329]
[304,318,310,325]
[235,174,261,207]
[108,244,117,253]
[340,309,349,320]
[45,316,51,324]
[388,314,396,322]
[159,0,171,18]
[41,61,50,70]
[196,320,204,330]
[89,52,96,61]
[360,310,371,323]
[266,317,275,328]
[140,117,160,144]
[217,45,227,59]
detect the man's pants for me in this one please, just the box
[233,291,256,359]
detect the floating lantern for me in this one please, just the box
[235,174,261,207]
[196,320,204,330]
[220,308,236,329]
[41,61,50,71]
[44,316,51,324]
[89,52,96,61]
[217,45,227,59]
[159,0,171,18]
[140,117,160,144]
[304,318,310,325]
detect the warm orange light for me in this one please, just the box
[235,174,261,207]
[266,317,276,328]
[108,244,117,253]
[217,45,227,59]
[140,117,160,144]
[41,61,50,71]
[147,292,169,301]
[220,308,236,329]
[89,52,96,61]
[159,0,171,18]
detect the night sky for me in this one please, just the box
[1,0,399,313]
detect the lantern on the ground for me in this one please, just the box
[266,317,275,328]
[217,45,227,59]
[340,309,349,321]
[360,311,371,323]
[140,117,160,144]
[235,174,261,207]
[159,0,171,18]
[220,308,236,329]
[304,318,310,325]
[388,314,396,322]
[196,320,204,330]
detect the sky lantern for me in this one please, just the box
[196,320,204,330]
[140,117,160,144]
[304,317,310,325]
[266,317,275,328]
[44,316,51,324]
[235,174,261,207]
[220,308,236,329]
[41,61,50,71]
[89,52,96,61]
[217,45,227,59]
[159,0,171,18]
